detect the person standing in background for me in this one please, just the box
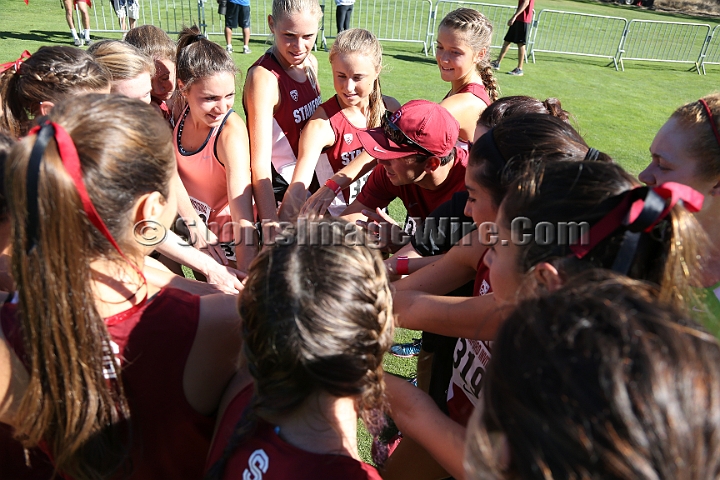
[336,0,355,33]
[490,0,534,76]
[225,0,252,54]
[62,0,92,46]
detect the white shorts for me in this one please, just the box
[113,0,139,19]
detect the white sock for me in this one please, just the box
[227,44,232,48]
[84,29,90,40]
[71,28,79,39]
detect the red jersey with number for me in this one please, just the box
[206,384,382,480]
[315,96,371,215]
[355,146,468,219]
[1,288,215,480]
[447,251,493,426]
[247,52,322,184]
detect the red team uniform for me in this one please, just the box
[315,95,371,216]
[247,52,322,194]
[1,289,215,480]
[206,384,382,480]
[446,253,493,426]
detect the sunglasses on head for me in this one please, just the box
[382,111,435,157]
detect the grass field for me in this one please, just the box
[2,0,719,465]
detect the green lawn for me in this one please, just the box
[3,0,720,465]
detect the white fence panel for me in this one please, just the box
[618,19,709,73]
[528,9,626,70]
[699,24,720,74]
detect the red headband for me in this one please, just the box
[26,121,147,311]
[699,98,720,150]
[0,50,31,74]
[570,182,703,260]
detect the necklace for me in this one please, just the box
[176,107,192,155]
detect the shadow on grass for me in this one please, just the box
[387,53,438,65]
[0,30,74,45]
[531,51,701,73]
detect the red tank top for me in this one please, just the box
[446,251,493,426]
[1,288,215,479]
[451,82,491,107]
[248,52,322,159]
[174,107,234,242]
[206,384,382,480]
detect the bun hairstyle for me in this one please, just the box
[469,114,610,208]
[501,160,706,311]
[207,219,394,479]
[439,8,499,102]
[478,96,570,129]
[329,28,386,128]
[467,275,720,480]
[0,46,109,138]
[7,94,174,479]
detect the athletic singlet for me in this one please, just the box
[174,106,234,246]
[247,52,322,186]
[315,96,372,216]
[446,251,492,426]
[206,384,383,480]
[1,288,215,480]
[445,82,491,150]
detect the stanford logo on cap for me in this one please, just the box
[390,110,402,123]
[344,133,353,145]
[290,90,299,102]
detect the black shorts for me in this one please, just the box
[225,3,250,29]
[504,21,530,45]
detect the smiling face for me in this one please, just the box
[183,72,236,128]
[151,58,176,103]
[483,209,524,304]
[435,26,481,84]
[331,52,379,109]
[112,71,153,104]
[639,117,719,200]
[269,12,319,67]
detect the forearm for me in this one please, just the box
[393,291,509,339]
[385,374,467,480]
[330,151,376,188]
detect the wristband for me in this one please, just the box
[325,178,343,195]
[395,256,409,275]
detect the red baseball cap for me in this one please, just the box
[358,100,460,160]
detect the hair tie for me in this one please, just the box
[570,182,703,274]
[698,98,720,150]
[584,147,600,161]
[0,50,31,74]
[25,121,148,310]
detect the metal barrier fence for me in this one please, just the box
[528,10,627,70]
[700,24,720,74]
[617,19,710,73]
[427,0,533,56]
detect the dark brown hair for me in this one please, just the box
[478,96,570,129]
[0,46,110,138]
[7,94,174,479]
[176,25,237,93]
[207,219,394,479]
[501,160,705,310]
[467,275,720,480]
[124,24,177,62]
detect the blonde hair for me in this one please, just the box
[88,40,155,83]
[670,93,720,179]
[329,28,386,128]
[439,8,499,102]
[271,0,322,21]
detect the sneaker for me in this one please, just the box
[508,67,524,76]
[490,60,500,70]
[390,338,422,358]
[226,45,233,53]
[73,37,83,47]
[243,45,251,54]
[408,376,418,387]
[85,39,93,46]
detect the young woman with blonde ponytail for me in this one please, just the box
[436,8,499,145]
[278,28,400,221]
[0,94,242,479]
[205,219,394,480]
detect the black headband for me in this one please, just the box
[472,128,506,171]
[26,120,54,253]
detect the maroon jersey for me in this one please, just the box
[1,288,215,480]
[454,82,491,107]
[356,146,468,220]
[447,252,493,426]
[0,423,58,480]
[207,384,382,480]
[247,52,322,183]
